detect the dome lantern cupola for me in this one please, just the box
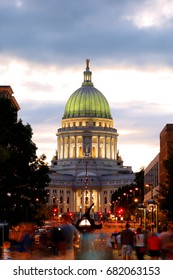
[82,59,93,87]
[63,59,112,119]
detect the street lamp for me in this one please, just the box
[85,161,89,211]
[145,184,154,199]
[79,206,82,218]
[148,198,158,232]
[138,203,146,231]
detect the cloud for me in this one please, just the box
[17,98,173,170]
[1,0,173,68]
[113,101,173,143]
[18,100,65,125]
[124,0,173,28]
[1,0,173,172]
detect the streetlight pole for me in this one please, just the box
[155,204,158,232]
[85,161,88,211]
[145,183,154,199]
[138,203,146,231]
[79,206,82,218]
[148,198,158,232]
[143,207,146,231]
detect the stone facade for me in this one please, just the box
[47,61,135,215]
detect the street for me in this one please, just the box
[0,222,150,260]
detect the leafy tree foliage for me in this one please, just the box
[0,97,50,225]
[135,168,144,202]
[111,170,144,221]
[159,147,173,221]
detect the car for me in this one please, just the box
[33,228,48,244]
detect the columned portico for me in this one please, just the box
[57,133,118,160]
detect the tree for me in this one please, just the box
[135,168,144,203]
[111,169,144,221]
[0,97,50,225]
[159,147,173,221]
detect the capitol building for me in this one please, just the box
[47,60,135,215]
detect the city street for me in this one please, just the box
[0,222,150,260]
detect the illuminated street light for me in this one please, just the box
[148,198,158,232]
[138,203,146,230]
[85,161,89,211]
[145,184,154,199]
[79,205,82,218]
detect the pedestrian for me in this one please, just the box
[57,215,80,259]
[11,223,35,260]
[147,231,161,260]
[159,225,171,259]
[163,225,173,260]
[110,233,116,249]
[134,227,146,260]
[116,232,122,256]
[121,223,134,260]
[2,241,11,260]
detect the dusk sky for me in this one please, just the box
[1,0,173,172]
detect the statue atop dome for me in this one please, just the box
[86,58,90,69]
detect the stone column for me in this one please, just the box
[98,135,100,158]
[68,136,70,158]
[104,136,107,159]
[62,137,64,159]
[110,137,112,159]
[75,136,77,158]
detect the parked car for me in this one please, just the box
[33,228,48,244]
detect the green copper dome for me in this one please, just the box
[63,60,112,119]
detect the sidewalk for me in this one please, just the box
[0,245,152,260]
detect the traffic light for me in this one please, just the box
[117,208,124,215]
[52,208,58,216]
[68,212,73,218]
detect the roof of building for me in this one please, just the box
[0,86,20,110]
[63,59,112,119]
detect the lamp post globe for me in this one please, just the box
[148,198,155,205]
